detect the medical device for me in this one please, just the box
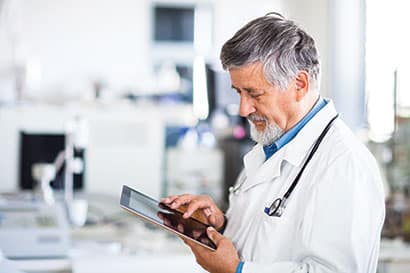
[230,114,339,217]
[0,199,70,259]
[265,114,339,217]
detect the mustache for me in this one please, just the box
[248,114,268,122]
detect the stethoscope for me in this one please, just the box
[229,114,339,217]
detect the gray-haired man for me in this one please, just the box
[162,12,385,273]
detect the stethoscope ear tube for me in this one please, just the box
[229,169,247,195]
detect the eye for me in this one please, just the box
[250,92,264,99]
[245,88,265,99]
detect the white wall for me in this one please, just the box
[211,0,285,64]
[0,0,331,93]
[1,0,153,99]
[1,0,334,100]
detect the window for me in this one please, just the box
[366,1,410,142]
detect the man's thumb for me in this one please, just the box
[207,226,223,246]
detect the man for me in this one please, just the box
[162,12,385,273]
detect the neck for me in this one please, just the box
[283,93,320,131]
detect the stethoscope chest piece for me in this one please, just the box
[264,197,286,217]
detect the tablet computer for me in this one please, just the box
[120,185,216,251]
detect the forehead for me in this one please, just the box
[228,62,271,89]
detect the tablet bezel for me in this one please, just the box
[120,185,216,251]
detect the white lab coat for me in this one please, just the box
[224,101,385,273]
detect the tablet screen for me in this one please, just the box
[120,185,216,251]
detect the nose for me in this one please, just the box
[239,94,256,117]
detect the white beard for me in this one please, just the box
[248,114,284,146]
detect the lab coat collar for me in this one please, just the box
[281,99,338,167]
[241,99,338,192]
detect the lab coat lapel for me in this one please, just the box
[243,144,265,179]
[241,144,285,192]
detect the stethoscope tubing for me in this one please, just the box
[265,114,339,216]
[282,114,339,200]
[230,114,340,217]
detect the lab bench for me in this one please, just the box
[1,193,204,273]
[13,219,205,273]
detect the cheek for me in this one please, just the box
[256,103,277,122]
[260,99,288,126]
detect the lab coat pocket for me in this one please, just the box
[260,197,295,235]
[251,203,289,260]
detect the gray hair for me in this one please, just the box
[220,12,320,91]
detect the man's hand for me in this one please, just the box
[161,194,225,231]
[184,227,240,273]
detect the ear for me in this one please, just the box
[294,71,310,102]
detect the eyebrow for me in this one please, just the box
[231,85,262,94]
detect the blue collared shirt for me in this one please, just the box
[263,97,327,160]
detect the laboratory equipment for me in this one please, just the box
[30,140,84,206]
[0,199,70,259]
[0,250,25,273]
[19,132,85,191]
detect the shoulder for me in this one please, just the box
[311,119,385,199]
[319,119,378,171]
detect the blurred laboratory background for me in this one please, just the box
[0,0,409,272]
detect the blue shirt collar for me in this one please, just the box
[263,97,327,160]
